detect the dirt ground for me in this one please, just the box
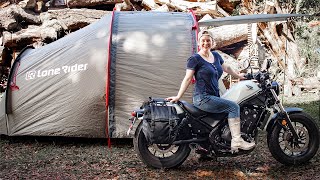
[1,135,319,180]
[0,93,319,179]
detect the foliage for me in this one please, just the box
[294,0,320,14]
[294,20,320,77]
[284,99,320,123]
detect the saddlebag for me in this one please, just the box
[142,99,180,144]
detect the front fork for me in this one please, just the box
[270,89,300,140]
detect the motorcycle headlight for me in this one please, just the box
[271,81,280,95]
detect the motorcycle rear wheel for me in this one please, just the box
[133,123,191,169]
[268,112,319,165]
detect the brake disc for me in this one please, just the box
[283,126,309,153]
[150,144,176,154]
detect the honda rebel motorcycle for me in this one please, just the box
[128,62,319,169]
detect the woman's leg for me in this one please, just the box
[194,95,255,152]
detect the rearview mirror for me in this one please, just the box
[266,59,272,70]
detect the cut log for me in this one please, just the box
[153,4,170,12]
[0,4,41,31]
[115,1,134,11]
[154,0,184,11]
[208,24,248,49]
[2,8,108,48]
[217,0,239,14]
[216,50,241,73]
[0,46,4,64]
[34,0,45,13]
[0,46,13,67]
[309,21,320,27]
[2,26,58,48]
[198,14,213,31]
[283,79,293,97]
[0,1,11,8]
[155,0,217,13]
[292,85,302,96]
[142,0,159,10]
[66,0,122,8]
[45,8,108,30]
[217,5,230,17]
[300,77,320,90]
[18,0,36,9]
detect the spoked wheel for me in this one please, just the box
[133,123,191,169]
[268,112,319,165]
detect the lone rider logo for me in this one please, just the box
[246,85,253,90]
[25,64,88,80]
[26,71,36,80]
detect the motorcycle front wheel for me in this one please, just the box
[268,112,319,165]
[133,123,191,169]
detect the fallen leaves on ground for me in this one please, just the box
[0,134,319,179]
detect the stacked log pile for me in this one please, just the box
[0,0,319,96]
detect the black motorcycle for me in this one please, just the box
[128,64,319,169]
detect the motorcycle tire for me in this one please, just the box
[268,112,319,165]
[133,122,191,169]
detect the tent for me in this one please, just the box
[0,11,196,138]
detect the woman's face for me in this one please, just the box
[199,35,213,51]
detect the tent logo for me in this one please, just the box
[26,71,37,80]
[25,64,88,80]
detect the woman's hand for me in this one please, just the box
[166,96,180,103]
[238,73,246,80]
[222,64,246,80]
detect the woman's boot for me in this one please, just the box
[228,118,255,152]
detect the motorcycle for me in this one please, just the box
[127,61,319,169]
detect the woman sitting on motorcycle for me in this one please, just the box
[166,30,255,152]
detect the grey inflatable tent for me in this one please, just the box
[0,11,196,138]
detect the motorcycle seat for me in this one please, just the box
[180,101,208,117]
[180,101,228,120]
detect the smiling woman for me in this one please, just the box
[166,29,255,154]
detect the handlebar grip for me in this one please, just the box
[244,73,254,80]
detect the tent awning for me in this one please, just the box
[198,14,309,27]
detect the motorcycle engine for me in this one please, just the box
[221,126,231,142]
[240,106,262,135]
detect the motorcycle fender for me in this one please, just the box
[134,121,144,138]
[265,107,303,133]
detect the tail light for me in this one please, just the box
[130,110,144,118]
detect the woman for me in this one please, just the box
[166,30,255,152]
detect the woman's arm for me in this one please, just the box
[221,63,245,80]
[167,69,195,102]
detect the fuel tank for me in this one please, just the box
[221,80,261,104]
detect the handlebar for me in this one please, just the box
[244,71,270,83]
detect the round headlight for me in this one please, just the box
[271,81,280,95]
